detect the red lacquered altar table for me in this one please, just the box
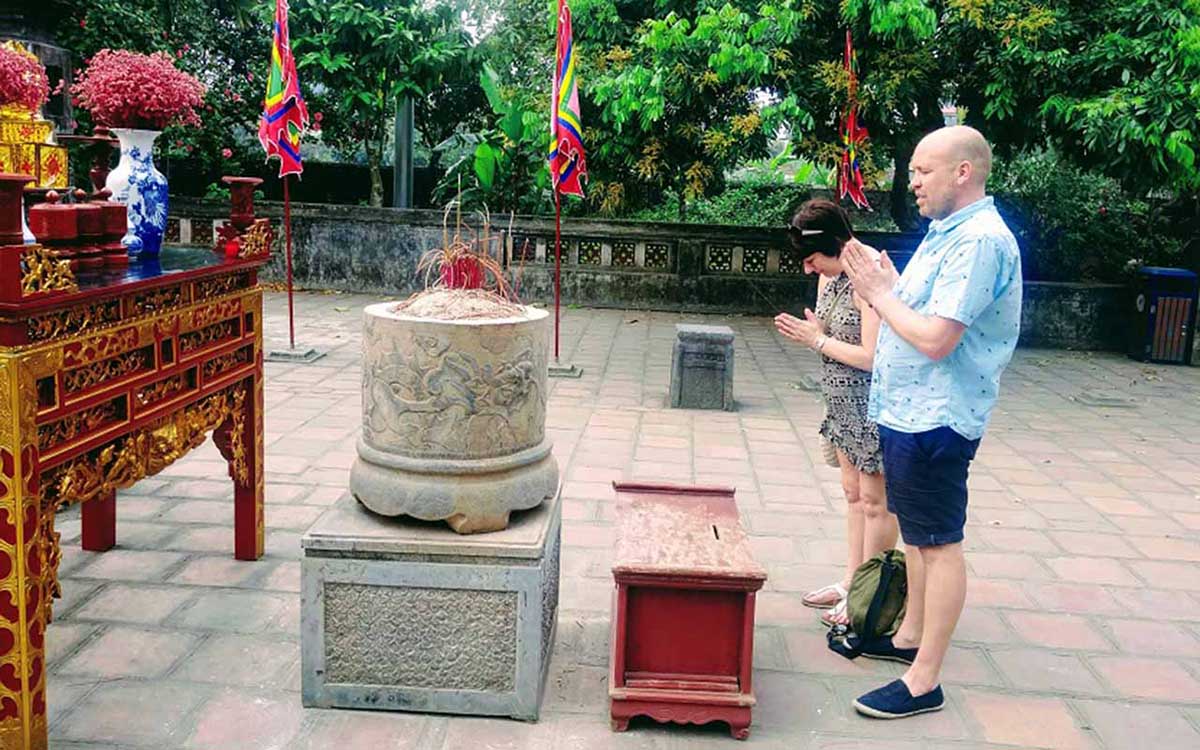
[0,207,267,749]
[609,481,767,740]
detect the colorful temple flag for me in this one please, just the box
[839,30,871,210]
[258,0,309,178]
[548,0,587,197]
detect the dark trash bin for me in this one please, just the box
[1129,266,1198,365]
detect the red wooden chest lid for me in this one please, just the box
[611,481,766,587]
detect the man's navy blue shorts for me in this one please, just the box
[878,425,981,547]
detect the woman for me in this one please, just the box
[774,199,899,627]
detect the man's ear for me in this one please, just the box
[957,160,972,185]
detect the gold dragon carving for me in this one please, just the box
[20,245,78,296]
[203,347,251,380]
[130,284,187,315]
[2,271,264,749]
[61,327,140,368]
[0,360,11,449]
[37,384,249,615]
[62,349,150,394]
[37,399,123,452]
[238,220,273,258]
[180,320,238,355]
[41,384,248,510]
[23,279,254,345]
[189,297,243,331]
[195,273,250,301]
[0,357,51,746]
[26,299,122,342]
[135,374,188,409]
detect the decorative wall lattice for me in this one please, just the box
[778,249,804,275]
[743,246,768,274]
[707,245,733,273]
[645,243,670,269]
[613,241,636,267]
[512,236,537,262]
[191,220,213,245]
[579,240,602,265]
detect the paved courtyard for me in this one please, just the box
[45,291,1200,750]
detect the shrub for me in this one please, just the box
[625,176,899,231]
[990,149,1182,282]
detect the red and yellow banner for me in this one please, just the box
[839,30,870,210]
[258,0,309,178]
[548,0,587,197]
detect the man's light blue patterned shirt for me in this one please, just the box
[868,196,1022,440]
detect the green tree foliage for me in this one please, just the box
[292,0,471,206]
[459,0,813,217]
[39,0,1200,266]
[580,0,812,218]
[951,0,1200,195]
[990,149,1182,281]
[776,0,1200,231]
[433,63,553,213]
[417,49,488,178]
[428,0,556,213]
[782,0,948,230]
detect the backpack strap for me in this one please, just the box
[827,551,901,660]
[861,552,899,638]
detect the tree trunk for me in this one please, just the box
[366,138,384,208]
[890,140,916,232]
[1170,190,1200,273]
[890,96,947,232]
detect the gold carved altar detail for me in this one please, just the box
[0,261,266,749]
[20,247,78,297]
[0,44,69,191]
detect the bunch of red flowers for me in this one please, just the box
[72,49,205,130]
[0,42,51,113]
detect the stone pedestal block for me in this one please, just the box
[301,489,561,721]
[669,324,735,410]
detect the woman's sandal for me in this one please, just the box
[802,582,847,610]
[821,597,851,628]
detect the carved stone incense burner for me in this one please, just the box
[350,302,558,533]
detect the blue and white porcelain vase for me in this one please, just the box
[106,128,168,259]
[21,203,35,243]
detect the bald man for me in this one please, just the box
[842,126,1022,719]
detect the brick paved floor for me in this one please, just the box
[46,291,1200,749]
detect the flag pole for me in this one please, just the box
[284,173,295,350]
[545,0,582,378]
[547,184,579,377]
[260,0,322,363]
[553,187,561,363]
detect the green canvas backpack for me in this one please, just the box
[828,548,908,659]
[849,548,908,637]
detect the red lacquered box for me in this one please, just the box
[609,481,767,740]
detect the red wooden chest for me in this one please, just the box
[609,481,767,740]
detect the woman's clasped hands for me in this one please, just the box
[774,308,827,351]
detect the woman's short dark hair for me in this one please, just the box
[787,199,854,257]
